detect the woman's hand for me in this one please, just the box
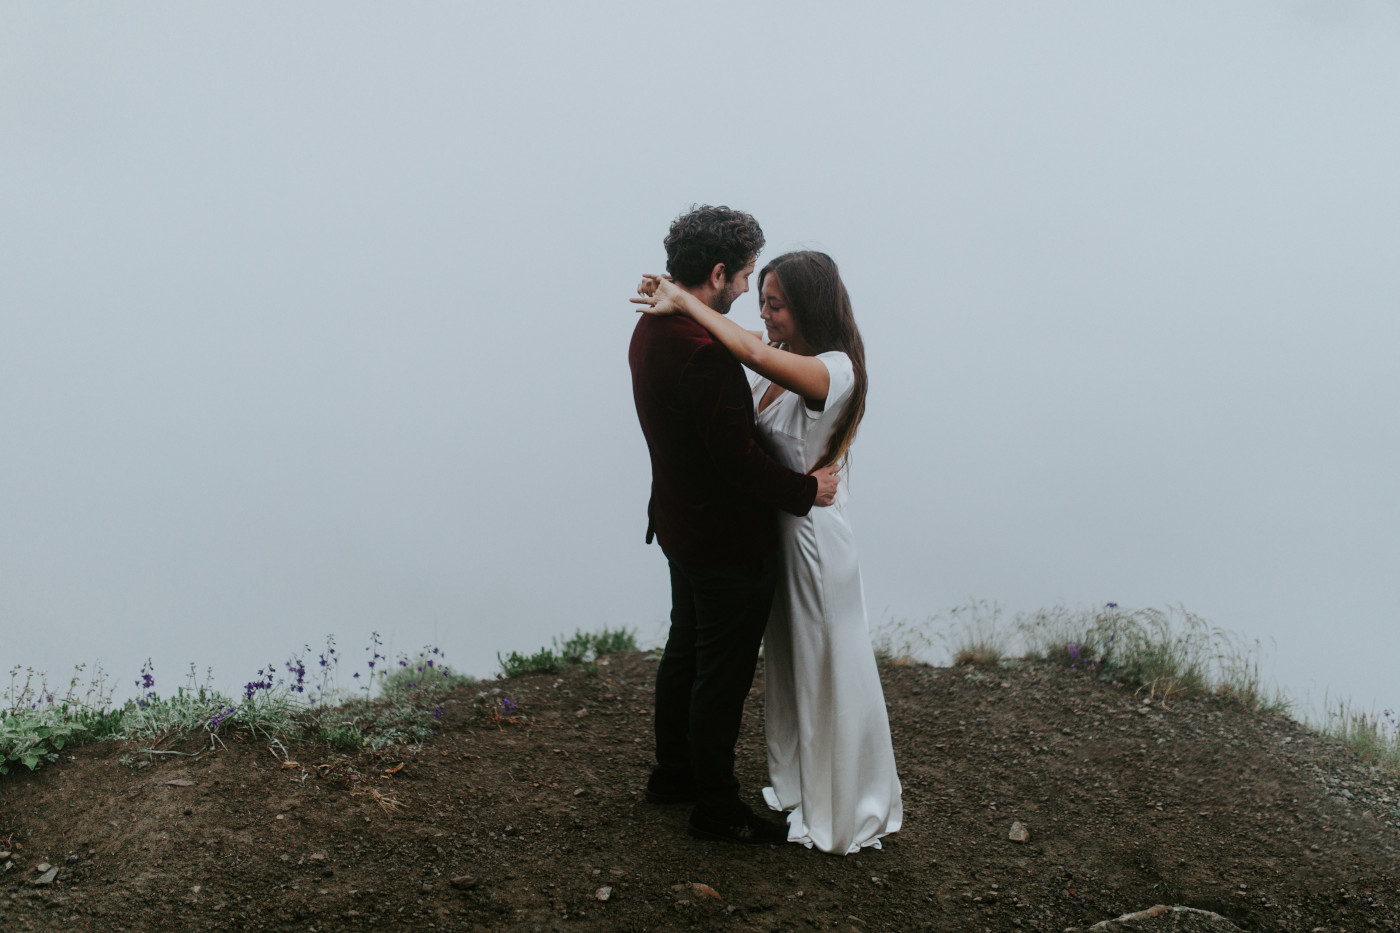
[630,274,687,316]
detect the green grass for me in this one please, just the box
[8,615,1389,778]
[3,637,488,772]
[1311,697,1400,771]
[496,647,566,678]
[5,627,640,773]
[498,626,638,678]
[875,602,1291,716]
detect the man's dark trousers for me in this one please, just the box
[654,555,778,818]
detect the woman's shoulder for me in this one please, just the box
[815,350,855,389]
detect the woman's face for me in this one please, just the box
[759,274,802,347]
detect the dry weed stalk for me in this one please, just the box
[351,784,406,813]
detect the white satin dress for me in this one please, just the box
[754,350,903,854]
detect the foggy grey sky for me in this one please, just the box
[3,2,1398,714]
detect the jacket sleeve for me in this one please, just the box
[680,340,817,516]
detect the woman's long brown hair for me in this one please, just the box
[759,251,867,470]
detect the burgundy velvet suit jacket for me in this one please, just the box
[629,314,817,566]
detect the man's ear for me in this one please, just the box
[707,262,728,291]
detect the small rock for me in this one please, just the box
[309,852,327,861]
[36,863,52,873]
[573,787,586,796]
[0,851,9,860]
[596,886,612,901]
[1009,821,1031,843]
[191,885,201,895]
[691,882,721,900]
[421,883,433,892]
[30,868,59,887]
[165,779,196,787]
[450,875,478,890]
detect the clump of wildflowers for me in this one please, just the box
[135,659,157,708]
[243,666,275,701]
[285,649,308,695]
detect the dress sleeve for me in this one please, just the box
[808,351,855,417]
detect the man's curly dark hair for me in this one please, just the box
[663,205,765,288]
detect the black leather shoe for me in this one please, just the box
[645,770,697,805]
[687,804,789,845]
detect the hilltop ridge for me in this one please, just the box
[2,651,1397,932]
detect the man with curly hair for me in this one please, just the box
[629,205,839,844]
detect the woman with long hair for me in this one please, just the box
[633,250,902,854]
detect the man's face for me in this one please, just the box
[710,259,756,314]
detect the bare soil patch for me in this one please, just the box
[3,653,1398,932]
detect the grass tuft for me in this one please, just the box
[946,602,1011,667]
[498,627,638,678]
[1311,697,1400,770]
[497,647,566,678]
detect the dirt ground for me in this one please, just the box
[2,652,1398,932]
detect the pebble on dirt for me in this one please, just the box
[595,885,612,901]
[1009,820,1031,842]
[29,867,59,887]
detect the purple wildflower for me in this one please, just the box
[285,655,307,694]
[134,659,157,707]
[243,675,273,701]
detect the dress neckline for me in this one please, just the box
[757,380,788,416]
